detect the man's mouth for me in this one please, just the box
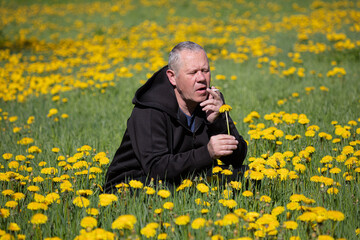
[196,86,208,93]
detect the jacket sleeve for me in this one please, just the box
[127,107,214,181]
[207,112,248,168]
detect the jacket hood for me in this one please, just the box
[132,65,179,118]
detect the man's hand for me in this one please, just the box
[199,87,223,123]
[207,134,238,159]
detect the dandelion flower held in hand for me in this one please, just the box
[219,104,232,113]
[219,104,232,135]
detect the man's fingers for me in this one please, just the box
[201,104,218,113]
[206,88,221,99]
[199,98,218,107]
[213,134,237,140]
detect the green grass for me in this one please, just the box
[1,0,360,239]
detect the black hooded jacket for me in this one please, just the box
[104,66,247,192]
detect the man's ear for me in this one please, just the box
[166,69,176,87]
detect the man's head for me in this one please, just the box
[166,41,211,115]
[168,41,207,75]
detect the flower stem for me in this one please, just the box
[225,112,230,135]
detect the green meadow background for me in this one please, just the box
[0,0,360,239]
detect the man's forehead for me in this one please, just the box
[179,50,209,69]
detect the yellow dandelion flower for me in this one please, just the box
[341,145,354,155]
[140,226,157,238]
[144,186,155,195]
[0,208,10,218]
[12,192,25,201]
[250,171,264,180]
[191,218,206,229]
[271,206,285,216]
[86,208,99,216]
[283,220,298,230]
[229,181,242,190]
[5,201,18,208]
[73,196,90,208]
[154,208,163,214]
[8,222,20,231]
[81,216,97,229]
[222,189,232,199]
[223,213,239,225]
[47,108,58,117]
[52,148,60,153]
[27,145,42,153]
[60,180,73,192]
[174,215,190,225]
[242,191,253,197]
[27,202,48,211]
[2,153,13,160]
[158,233,167,239]
[163,202,174,210]
[111,214,137,230]
[27,185,39,192]
[99,194,118,207]
[327,187,339,195]
[31,213,48,225]
[260,195,271,203]
[17,137,34,145]
[221,169,233,175]
[157,190,171,198]
[234,208,247,217]
[15,155,26,161]
[219,199,237,209]
[297,212,317,222]
[8,161,19,169]
[287,202,300,211]
[211,234,224,240]
[201,209,209,214]
[196,183,209,193]
[317,235,334,240]
[212,166,223,174]
[27,116,35,124]
[327,210,345,221]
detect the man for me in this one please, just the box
[104,41,247,193]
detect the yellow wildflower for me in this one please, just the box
[163,202,174,210]
[73,196,90,208]
[81,216,97,229]
[196,183,209,193]
[191,218,206,229]
[157,190,171,198]
[174,215,190,225]
[8,222,20,231]
[112,214,137,230]
[31,213,48,225]
[98,194,118,207]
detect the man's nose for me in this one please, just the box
[195,71,206,82]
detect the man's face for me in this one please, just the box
[172,50,211,108]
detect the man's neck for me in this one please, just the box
[174,91,197,116]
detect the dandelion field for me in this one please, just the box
[1,0,360,239]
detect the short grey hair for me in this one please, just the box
[168,41,207,74]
